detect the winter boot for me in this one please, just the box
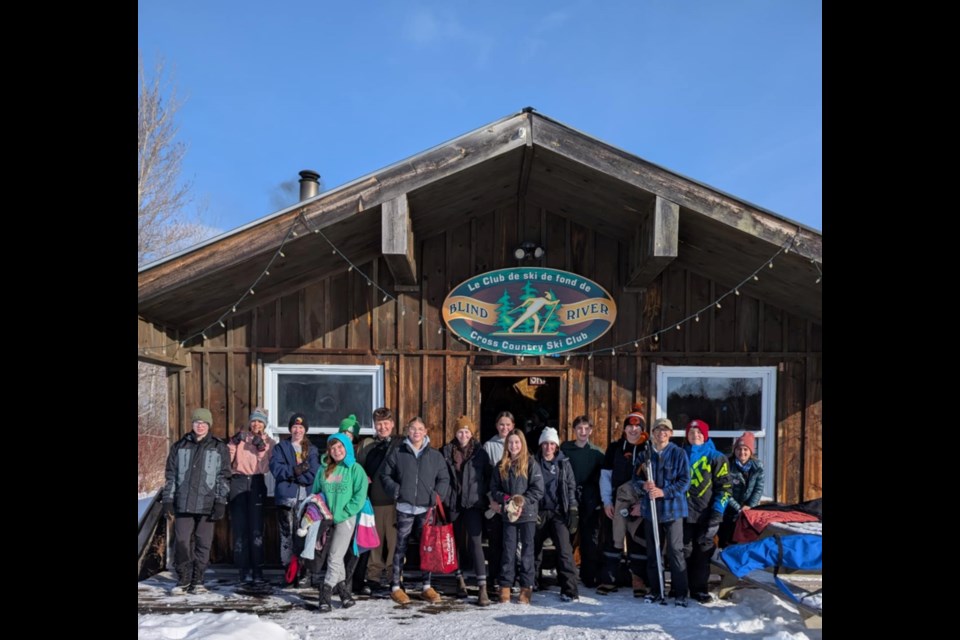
[631,574,647,598]
[317,583,334,613]
[171,563,192,595]
[421,586,441,603]
[477,582,491,606]
[335,581,356,608]
[518,587,532,605]
[390,587,412,604]
[596,583,618,595]
[499,587,512,603]
[456,575,469,598]
[189,564,208,594]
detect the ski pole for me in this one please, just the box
[645,453,667,602]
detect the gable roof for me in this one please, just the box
[138,110,821,330]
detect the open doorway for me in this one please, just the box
[479,375,561,449]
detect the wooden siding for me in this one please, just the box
[157,199,822,565]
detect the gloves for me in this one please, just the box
[698,513,723,551]
[162,502,175,518]
[230,431,244,445]
[567,508,579,536]
[293,461,309,476]
[251,434,267,451]
[210,503,226,521]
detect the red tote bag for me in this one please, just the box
[420,495,458,574]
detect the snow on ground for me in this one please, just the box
[138,582,821,640]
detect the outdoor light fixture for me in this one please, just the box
[513,241,545,261]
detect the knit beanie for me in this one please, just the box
[249,407,269,426]
[339,414,361,438]
[454,415,474,437]
[538,426,560,446]
[288,413,309,432]
[191,408,213,426]
[734,431,756,455]
[686,419,709,441]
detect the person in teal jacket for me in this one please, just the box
[312,431,368,612]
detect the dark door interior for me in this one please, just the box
[479,376,560,445]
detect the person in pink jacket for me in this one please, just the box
[228,407,276,585]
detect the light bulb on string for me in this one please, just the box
[816,276,822,284]
[653,334,659,342]
[611,347,616,356]
[347,266,352,272]
[418,319,423,326]
[676,324,681,330]
[587,353,593,361]
[768,261,774,269]
[753,275,759,281]
[265,270,269,276]
[634,341,639,349]
[219,321,226,328]
[716,302,722,309]
[734,289,740,296]
[367,280,372,286]
[279,251,285,258]
[249,288,255,295]
[695,315,700,322]
[437,328,442,334]
[383,295,389,303]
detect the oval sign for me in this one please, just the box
[442,268,617,356]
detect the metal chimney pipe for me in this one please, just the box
[298,170,320,201]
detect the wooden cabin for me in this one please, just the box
[138,110,822,566]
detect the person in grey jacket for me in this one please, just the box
[489,429,544,605]
[380,416,451,605]
[162,408,230,595]
[532,427,580,602]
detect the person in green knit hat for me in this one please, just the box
[311,430,368,612]
[338,414,362,444]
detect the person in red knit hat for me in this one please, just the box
[718,431,765,548]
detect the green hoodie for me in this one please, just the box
[311,433,369,524]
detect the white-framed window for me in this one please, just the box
[264,364,384,435]
[655,365,776,500]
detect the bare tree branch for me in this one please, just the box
[138,52,208,266]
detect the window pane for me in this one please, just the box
[278,374,374,431]
[665,377,763,432]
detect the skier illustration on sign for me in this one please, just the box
[507,291,559,334]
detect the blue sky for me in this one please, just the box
[138,1,821,239]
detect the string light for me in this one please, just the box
[143,219,818,360]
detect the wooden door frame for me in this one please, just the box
[466,366,568,438]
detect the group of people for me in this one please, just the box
[161,404,765,611]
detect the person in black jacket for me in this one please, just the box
[380,416,451,605]
[441,415,492,606]
[532,427,580,602]
[162,408,231,595]
[490,429,544,605]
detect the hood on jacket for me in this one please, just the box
[325,433,357,467]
